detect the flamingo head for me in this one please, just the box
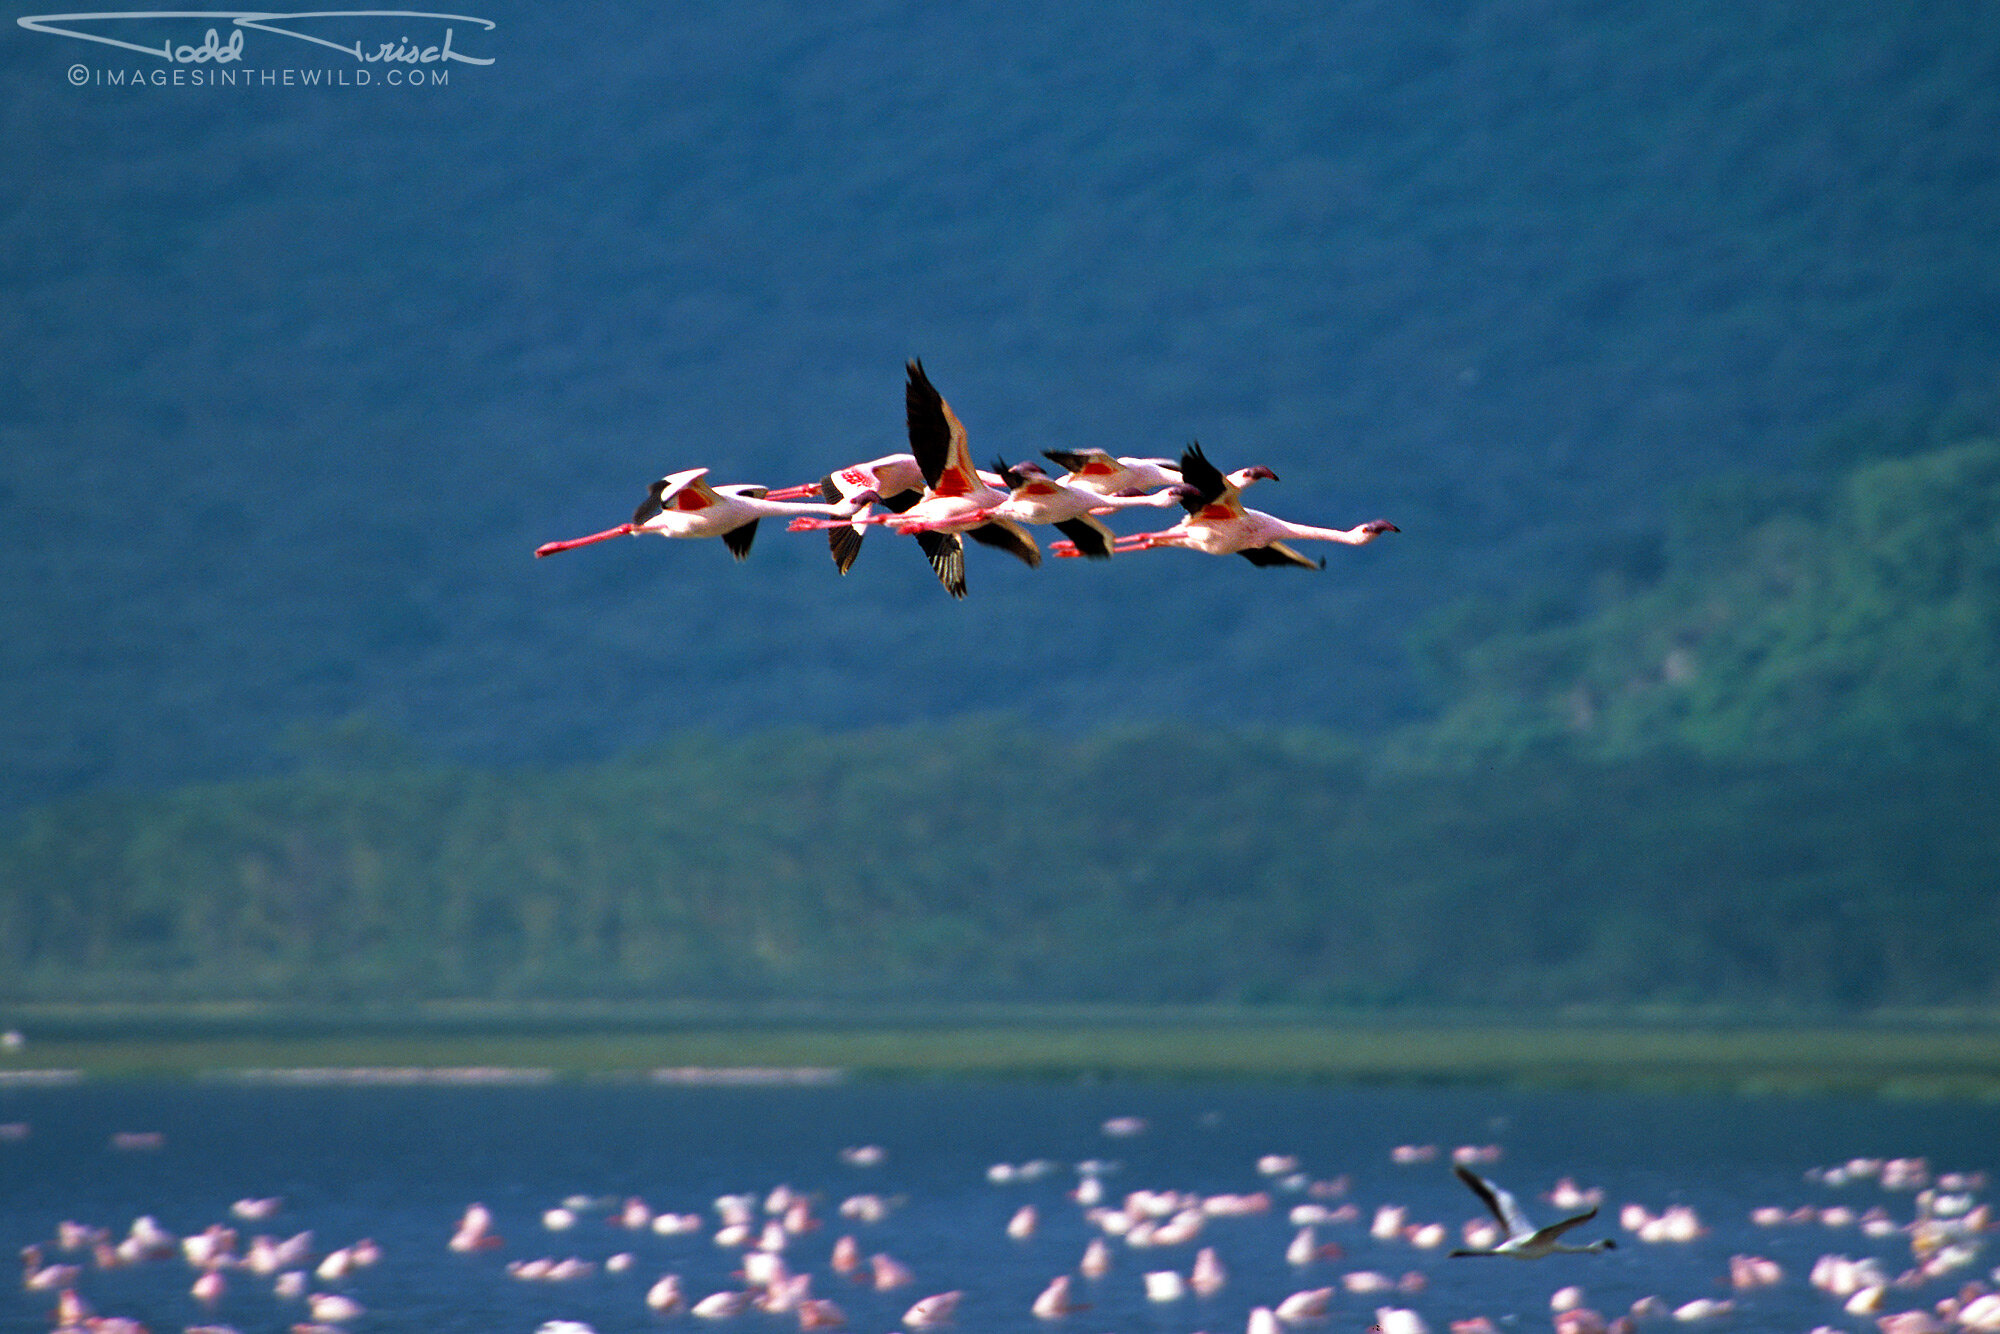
[1243,465,1279,483]
[1360,519,1400,536]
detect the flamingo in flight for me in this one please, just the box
[1053,442,1395,567]
[766,451,1007,577]
[1448,1167,1618,1259]
[791,360,1038,597]
[534,469,875,560]
[1042,448,1186,497]
[986,457,1192,559]
[764,453,926,573]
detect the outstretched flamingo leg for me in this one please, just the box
[885,508,998,535]
[1052,530,1169,558]
[789,513,893,533]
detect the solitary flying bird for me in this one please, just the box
[1448,1166,1618,1258]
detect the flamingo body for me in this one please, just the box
[1449,1167,1617,1259]
[535,469,872,560]
[1056,442,1393,566]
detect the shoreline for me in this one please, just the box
[4,1006,1999,1095]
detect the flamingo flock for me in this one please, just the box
[536,360,1398,597]
[11,1101,1989,1334]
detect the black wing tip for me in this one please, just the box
[828,525,864,574]
[1177,441,1226,507]
[1042,448,1087,469]
[1054,517,1112,559]
[967,521,1041,568]
[915,530,967,598]
[723,519,759,560]
[631,477,670,525]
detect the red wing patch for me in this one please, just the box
[840,467,872,487]
[672,487,714,512]
[1077,458,1117,476]
[933,468,976,498]
[1022,481,1062,498]
[1198,503,1237,521]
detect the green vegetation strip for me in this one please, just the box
[7,1021,2000,1095]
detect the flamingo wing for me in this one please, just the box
[967,518,1041,568]
[632,467,718,525]
[827,524,864,574]
[1528,1208,1601,1247]
[906,360,978,497]
[1176,442,1247,520]
[1239,542,1325,570]
[1054,515,1116,559]
[1455,1167,1532,1239]
[914,530,967,598]
[722,520,759,561]
[1042,447,1119,481]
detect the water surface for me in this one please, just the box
[2,1080,1990,1333]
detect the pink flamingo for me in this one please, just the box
[1041,448,1185,496]
[790,361,1039,597]
[765,453,929,574]
[766,453,928,505]
[535,468,875,560]
[449,1203,501,1253]
[904,1292,963,1327]
[984,458,1192,558]
[1032,1274,1088,1319]
[1054,443,1393,567]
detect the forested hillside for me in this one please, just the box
[6,1,2000,806]
[1408,435,2000,764]
[6,441,1995,1011]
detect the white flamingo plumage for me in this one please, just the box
[1449,1167,1618,1259]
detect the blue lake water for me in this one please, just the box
[1,1079,1993,1334]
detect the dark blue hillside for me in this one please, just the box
[3,0,1997,803]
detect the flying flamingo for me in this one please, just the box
[1042,448,1185,496]
[790,361,1039,597]
[1448,1167,1618,1259]
[766,453,928,505]
[985,457,1192,558]
[764,453,928,574]
[534,469,876,560]
[1054,442,1394,567]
